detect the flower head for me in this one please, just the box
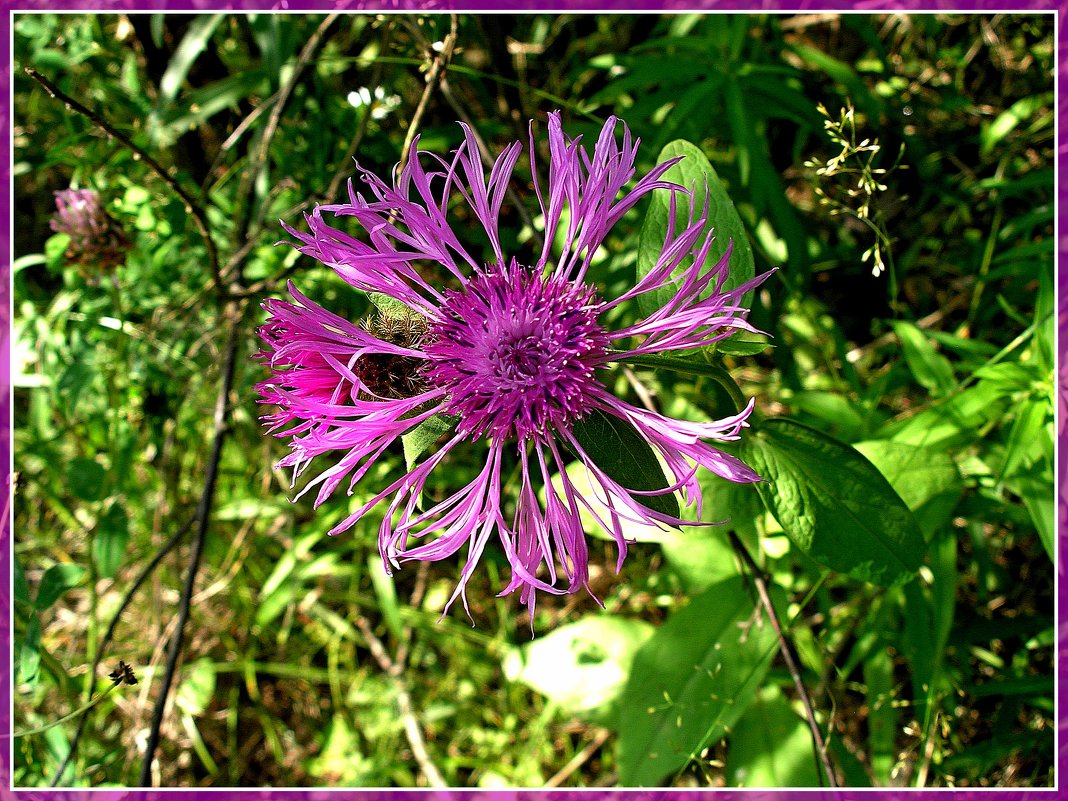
[257,112,769,620]
[50,188,129,272]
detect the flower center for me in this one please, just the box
[423,262,609,441]
[351,311,428,399]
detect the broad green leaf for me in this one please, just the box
[35,563,88,610]
[158,15,225,107]
[67,457,108,502]
[635,140,756,329]
[790,391,868,443]
[546,461,672,543]
[726,687,821,787]
[864,646,896,784]
[739,419,925,587]
[901,529,957,720]
[1010,467,1054,561]
[999,398,1049,482]
[853,440,962,540]
[571,409,680,519]
[659,529,740,593]
[176,658,217,716]
[402,413,458,470]
[617,577,779,786]
[503,615,655,722]
[17,615,42,689]
[887,382,1007,449]
[92,503,129,579]
[890,321,956,397]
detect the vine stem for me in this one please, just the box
[728,531,839,788]
[10,682,122,739]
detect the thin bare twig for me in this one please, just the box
[438,76,543,254]
[355,616,446,788]
[729,531,839,789]
[25,67,222,292]
[322,21,396,204]
[546,728,612,787]
[138,304,245,786]
[398,15,459,175]
[228,14,339,284]
[49,514,197,785]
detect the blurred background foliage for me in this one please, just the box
[10,11,1054,789]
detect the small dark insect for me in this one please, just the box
[108,660,138,686]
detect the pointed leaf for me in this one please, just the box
[571,409,679,519]
[402,413,458,470]
[35,563,88,610]
[92,503,130,579]
[503,615,655,722]
[636,140,756,328]
[617,577,779,786]
[727,687,821,787]
[740,419,925,587]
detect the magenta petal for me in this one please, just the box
[258,112,768,623]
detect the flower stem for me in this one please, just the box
[9,681,120,739]
[613,352,748,413]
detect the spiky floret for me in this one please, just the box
[257,112,770,620]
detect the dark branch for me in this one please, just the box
[138,305,244,786]
[729,531,839,789]
[25,67,223,292]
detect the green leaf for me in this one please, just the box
[739,419,925,587]
[999,398,1049,482]
[659,529,740,593]
[617,577,779,786]
[14,558,31,608]
[44,233,70,270]
[635,140,756,330]
[901,529,957,720]
[503,615,655,722]
[890,321,956,397]
[66,457,109,502]
[158,15,225,107]
[34,563,88,610]
[546,461,674,543]
[1010,467,1054,561]
[853,440,962,540]
[886,382,1007,450]
[176,658,217,716]
[18,615,42,688]
[402,413,458,471]
[716,335,772,357]
[864,645,897,784]
[980,93,1052,157]
[92,503,129,579]
[726,686,821,787]
[571,409,680,519]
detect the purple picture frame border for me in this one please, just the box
[0,0,1061,798]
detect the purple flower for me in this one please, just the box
[50,188,129,272]
[257,112,768,620]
